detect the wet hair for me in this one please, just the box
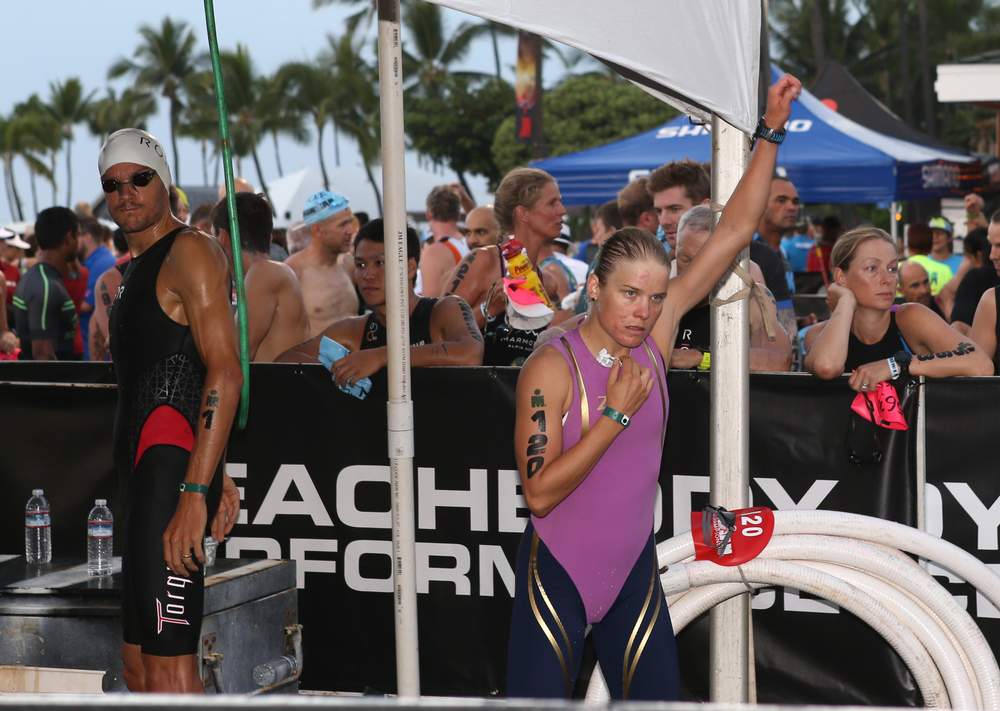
[426,186,462,222]
[677,204,715,238]
[592,227,671,285]
[617,177,654,227]
[190,203,214,227]
[964,227,990,264]
[77,217,102,241]
[594,200,622,231]
[493,167,554,235]
[211,192,274,254]
[354,218,421,267]
[831,226,897,272]
[34,206,78,250]
[646,159,710,204]
[906,224,933,255]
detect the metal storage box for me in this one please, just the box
[0,555,298,693]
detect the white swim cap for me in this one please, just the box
[98,128,171,190]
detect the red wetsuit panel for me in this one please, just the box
[134,405,195,468]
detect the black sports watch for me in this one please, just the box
[893,349,913,377]
[751,117,786,149]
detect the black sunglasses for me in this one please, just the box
[101,169,157,194]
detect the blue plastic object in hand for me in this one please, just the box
[318,336,372,400]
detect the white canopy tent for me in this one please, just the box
[423,0,762,134]
[375,0,763,699]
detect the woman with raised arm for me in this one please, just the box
[804,228,993,392]
[505,75,802,701]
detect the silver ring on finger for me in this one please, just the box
[861,382,869,391]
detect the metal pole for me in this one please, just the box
[708,115,750,704]
[203,0,251,429]
[376,0,420,698]
[916,377,927,531]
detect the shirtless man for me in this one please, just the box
[285,190,359,336]
[210,192,309,361]
[88,265,122,361]
[98,128,239,693]
[277,218,483,378]
[418,186,470,297]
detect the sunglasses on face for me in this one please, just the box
[101,169,157,194]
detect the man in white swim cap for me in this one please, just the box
[99,127,239,693]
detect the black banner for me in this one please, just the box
[925,378,1000,653]
[0,363,977,704]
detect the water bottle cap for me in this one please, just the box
[95,499,107,506]
[31,489,43,496]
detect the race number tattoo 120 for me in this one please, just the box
[526,389,548,478]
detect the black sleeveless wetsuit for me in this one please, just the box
[110,227,221,657]
[360,297,437,349]
[844,309,910,372]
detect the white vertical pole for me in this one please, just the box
[708,115,751,704]
[376,0,420,698]
[916,377,927,532]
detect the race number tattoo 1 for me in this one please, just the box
[202,389,220,430]
[457,299,484,342]
[915,341,976,362]
[526,389,548,478]
[448,251,476,295]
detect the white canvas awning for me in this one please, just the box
[423,0,762,133]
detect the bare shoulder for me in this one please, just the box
[321,314,367,350]
[284,249,307,274]
[895,302,939,330]
[169,229,227,268]
[519,343,572,409]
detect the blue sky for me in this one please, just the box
[0,0,524,224]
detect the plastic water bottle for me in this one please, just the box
[24,489,51,564]
[87,499,113,577]
[252,655,298,687]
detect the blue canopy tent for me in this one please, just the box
[535,70,977,206]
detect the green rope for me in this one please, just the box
[203,0,250,429]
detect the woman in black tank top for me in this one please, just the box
[969,286,1000,375]
[805,228,992,391]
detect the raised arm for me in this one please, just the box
[160,233,242,577]
[660,75,802,328]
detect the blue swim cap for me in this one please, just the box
[303,190,350,226]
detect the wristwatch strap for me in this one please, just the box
[601,405,631,428]
[751,117,786,149]
[179,482,210,495]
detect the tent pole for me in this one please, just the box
[376,0,420,698]
[708,114,751,704]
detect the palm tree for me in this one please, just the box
[0,116,51,221]
[178,71,221,186]
[11,98,58,216]
[322,30,384,213]
[400,2,487,97]
[108,16,202,183]
[218,44,275,206]
[0,115,24,221]
[275,61,339,190]
[311,0,378,33]
[258,73,309,178]
[87,87,158,144]
[46,78,95,206]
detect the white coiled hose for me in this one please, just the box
[584,510,1000,709]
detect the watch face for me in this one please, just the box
[621,414,630,426]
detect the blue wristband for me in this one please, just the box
[601,406,631,428]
